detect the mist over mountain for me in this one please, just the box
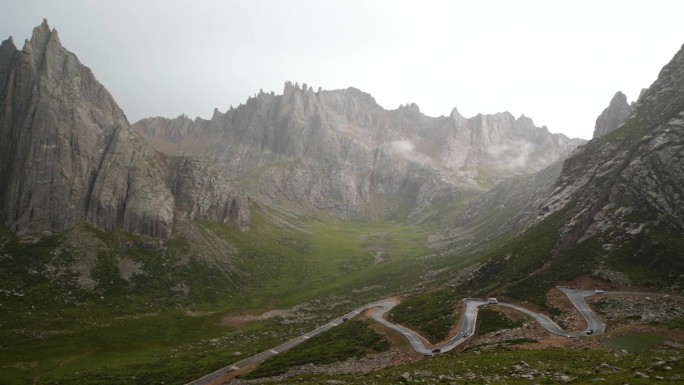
[541,44,684,249]
[1,19,681,310]
[134,82,583,221]
[1,20,683,385]
[468,44,684,295]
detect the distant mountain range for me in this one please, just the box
[1,20,681,289]
[133,82,583,221]
[1,20,683,385]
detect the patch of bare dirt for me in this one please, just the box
[559,275,614,291]
[185,310,215,317]
[221,309,296,327]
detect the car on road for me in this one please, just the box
[594,289,604,294]
[488,298,498,304]
[432,348,441,353]
[586,329,594,335]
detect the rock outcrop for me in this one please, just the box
[452,44,684,295]
[537,44,684,254]
[0,20,249,238]
[593,91,633,138]
[134,83,584,220]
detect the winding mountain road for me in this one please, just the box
[187,288,668,385]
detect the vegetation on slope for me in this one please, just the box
[0,206,436,385]
[605,224,684,287]
[477,308,522,335]
[389,289,458,342]
[249,346,684,384]
[245,319,390,379]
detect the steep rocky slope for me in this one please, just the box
[425,159,567,255]
[469,44,684,297]
[0,21,249,238]
[539,44,684,250]
[134,83,583,220]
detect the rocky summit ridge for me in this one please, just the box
[0,20,250,238]
[134,82,584,220]
[536,43,684,262]
[593,91,634,138]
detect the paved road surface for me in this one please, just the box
[440,299,488,352]
[370,300,434,355]
[558,287,605,335]
[187,305,370,385]
[496,302,574,337]
[187,288,673,384]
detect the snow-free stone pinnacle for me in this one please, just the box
[0,21,250,238]
[593,91,633,138]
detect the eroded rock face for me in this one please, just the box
[0,21,130,234]
[536,44,684,252]
[134,83,584,219]
[170,158,251,230]
[0,21,249,238]
[593,91,633,138]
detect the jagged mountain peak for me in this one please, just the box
[535,41,684,258]
[395,102,421,113]
[1,35,15,49]
[467,43,684,296]
[22,18,60,55]
[593,91,633,138]
[630,43,684,125]
[0,21,251,238]
[134,81,584,219]
[516,114,536,126]
[611,90,628,102]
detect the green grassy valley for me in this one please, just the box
[1,207,682,385]
[2,196,682,384]
[0,206,442,385]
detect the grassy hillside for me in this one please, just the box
[241,345,684,384]
[389,288,460,342]
[245,319,390,379]
[0,207,438,385]
[2,173,682,384]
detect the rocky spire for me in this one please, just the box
[449,107,468,127]
[22,19,60,64]
[0,21,250,238]
[593,91,632,138]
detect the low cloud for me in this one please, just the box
[487,142,534,170]
[390,138,436,167]
[391,139,415,155]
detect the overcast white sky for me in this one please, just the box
[1,0,683,139]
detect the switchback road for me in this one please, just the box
[188,288,671,384]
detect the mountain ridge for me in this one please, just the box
[593,91,633,138]
[134,81,584,221]
[469,43,684,298]
[0,20,250,238]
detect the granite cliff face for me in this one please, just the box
[536,44,684,259]
[135,83,583,220]
[0,21,249,238]
[593,91,633,138]
[440,44,684,297]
